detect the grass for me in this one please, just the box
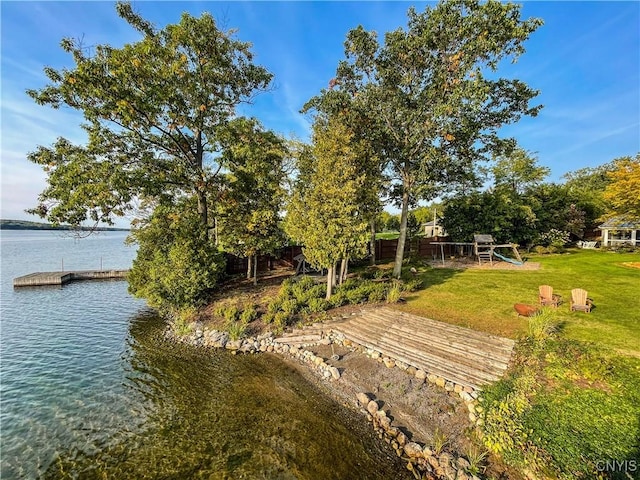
[375,231,400,240]
[387,248,639,478]
[398,249,640,354]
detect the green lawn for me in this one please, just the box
[398,249,640,355]
[375,231,400,240]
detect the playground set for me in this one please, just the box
[431,234,524,266]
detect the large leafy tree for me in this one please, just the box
[285,117,369,299]
[127,199,225,311]
[216,118,287,284]
[26,2,272,231]
[603,154,640,220]
[310,0,542,277]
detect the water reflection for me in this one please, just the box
[44,312,410,479]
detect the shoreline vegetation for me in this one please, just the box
[0,219,129,232]
[163,249,640,480]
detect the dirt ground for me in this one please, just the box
[427,257,540,270]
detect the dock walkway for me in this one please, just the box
[329,307,515,390]
[13,270,129,287]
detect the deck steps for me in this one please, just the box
[329,307,515,389]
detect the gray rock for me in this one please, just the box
[329,366,341,380]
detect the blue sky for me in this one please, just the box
[1,1,639,224]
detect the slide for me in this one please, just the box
[493,251,524,266]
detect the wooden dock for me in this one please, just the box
[331,307,515,390]
[13,270,129,287]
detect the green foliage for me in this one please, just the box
[280,299,299,316]
[273,311,291,329]
[27,2,272,231]
[463,445,488,476]
[480,330,640,479]
[307,298,330,313]
[127,201,225,311]
[306,1,543,277]
[216,117,288,271]
[431,428,449,456]
[285,117,370,297]
[385,284,403,304]
[526,309,559,341]
[172,306,198,336]
[240,305,257,324]
[538,229,571,248]
[226,320,247,341]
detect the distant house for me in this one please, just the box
[598,217,640,247]
[422,220,446,238]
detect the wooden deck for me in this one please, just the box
[13,270,129,287]
[330,307,515,390]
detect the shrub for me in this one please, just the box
[374,268,390,279]
[346,285,369,304]
[367,283,388,303]
[128,201,225,311]
[226,320,247,341]
[527,309,559,341]
[402,278,423,292]
[240,305,257,323]
[538,229,570,248]
[223,305,240,323]
[307,297,329,313]
[273,311,290,328]
[172,306,197,336]
[277,278,295,299]
[533,245,548,255]
[267,298,283,314]
[280,299,299,315]
[386,283,403,303]
[329,290,348,308]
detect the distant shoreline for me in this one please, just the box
[0,219,129,232]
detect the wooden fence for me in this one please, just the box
[224,238,448,275]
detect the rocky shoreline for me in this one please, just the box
[166,320,486,480]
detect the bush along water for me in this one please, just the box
[478,309,640,479]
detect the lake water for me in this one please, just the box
[0,230,409,479]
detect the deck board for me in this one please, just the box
[330,307,515,390]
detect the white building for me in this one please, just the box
[598,217,640,247]
[422,220,446,238]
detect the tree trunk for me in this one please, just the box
[197,188,208,231]
[253,254,258,286]
[332,261,338,288]
[195,130,209,232]
[370,218,376,265]
[339,258,347,285]
[392,188,410,278]
[325,265,333,300]
[247,255,252,280]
